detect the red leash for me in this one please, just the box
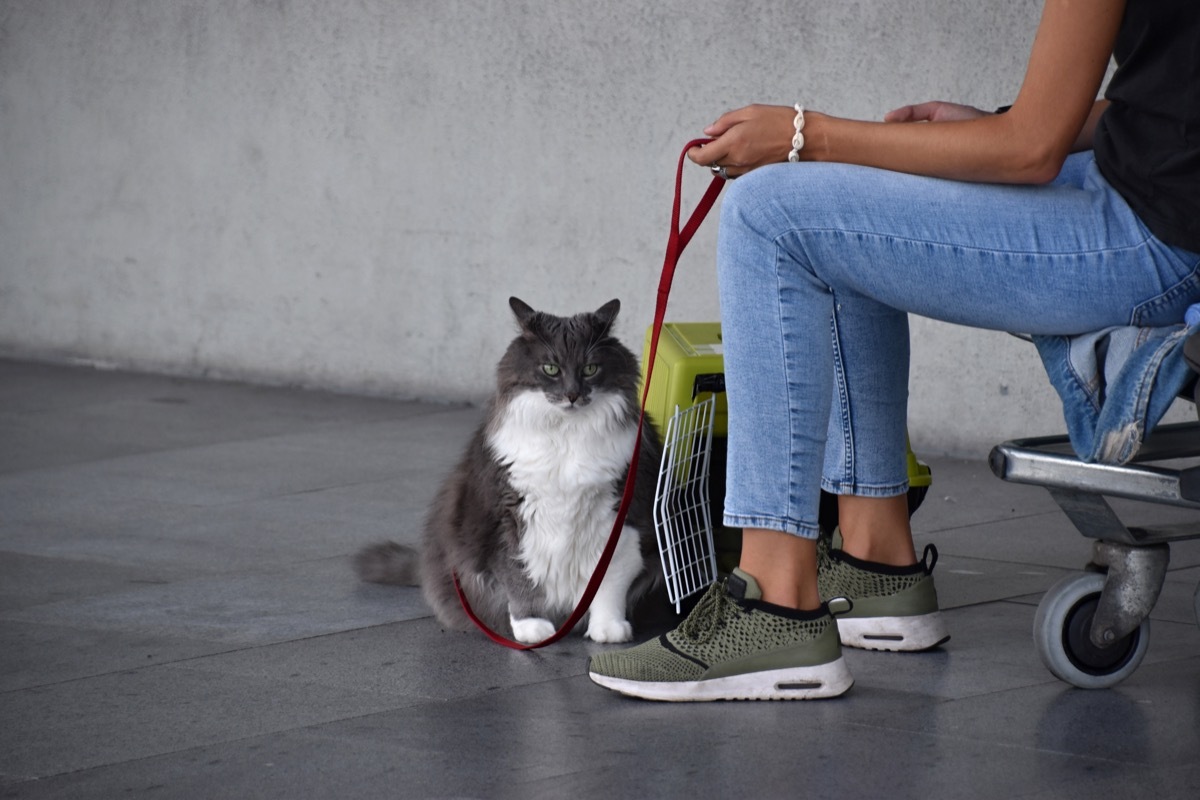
[452,139,725,649]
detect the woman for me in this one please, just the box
[589,0,1200,701]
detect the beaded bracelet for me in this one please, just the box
[787,104,806,162]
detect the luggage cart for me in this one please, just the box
[990,420,1200,688]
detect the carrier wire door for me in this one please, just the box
[653,396,720,612]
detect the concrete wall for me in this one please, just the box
[1,0,1174,456]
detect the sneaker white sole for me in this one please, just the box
[837,612,950,652]
[588,658,854,702]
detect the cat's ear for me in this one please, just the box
[509,297,537,329]
[594,299,620,328]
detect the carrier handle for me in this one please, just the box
[453,140,725,649]
[692,373,727,398]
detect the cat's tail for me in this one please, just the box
[353,541,421,586]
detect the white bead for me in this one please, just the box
[788,103,806,162]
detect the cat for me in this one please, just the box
[355,296,664,644]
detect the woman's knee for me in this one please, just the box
[717,164,799,283]
[720,163,794,229]
[719,161,866,249]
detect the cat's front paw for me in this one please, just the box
[510,616,557,643]
[586,617,634,644]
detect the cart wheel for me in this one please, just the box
[1033,572,1150,689]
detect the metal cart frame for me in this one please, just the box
[990,420,1200,687]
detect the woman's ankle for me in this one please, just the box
[836,494,916,567]
[739,528,822,611]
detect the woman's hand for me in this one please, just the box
[686,104,797,178]
[885,97,1110,152]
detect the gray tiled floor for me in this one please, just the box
[2,358,1198,799]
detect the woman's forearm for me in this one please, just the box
[690,0,1125,185]
[805,111,1068,184]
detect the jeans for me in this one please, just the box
[717,151,1200,539]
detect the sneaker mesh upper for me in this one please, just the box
[588,580,831,682]
[588,637,707,682]
[818,555,926,601]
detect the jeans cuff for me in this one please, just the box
[722,514,821,540]
[820,478,909,498]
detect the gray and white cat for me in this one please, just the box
[355,297,663,643]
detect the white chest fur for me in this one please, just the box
[486,389,639,611]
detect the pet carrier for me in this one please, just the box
[642,321,933,608]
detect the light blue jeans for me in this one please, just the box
[717,152,1200,539]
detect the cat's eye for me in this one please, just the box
[542,364,560,377]
[582,364,599,377]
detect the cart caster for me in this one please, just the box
[1033,572,1151,689]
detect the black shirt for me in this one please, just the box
[1093,0,1200,253]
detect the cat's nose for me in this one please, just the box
[566,392,580,405]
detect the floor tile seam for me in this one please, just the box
[916,508,1067,536]
[0,403,474,482]
[0,437,300,482]
[922,505,1200,543]
[156,655,442,704]
[196,474,425,508]
[0,640,267,696]
[839,716,1157,767]
[0,423,348,477]
[0,434,325,481]
[148,617,437,668]
[0,558,334,601]
[0,551,206,583]
[941,596,1045,612]
[0,387,455,417]
[0,621,441,698]
[1139,617,1200,633]
[938,554,1200,577]
[0,704,433,787]
[0,558,431,618]
[366,674,600,710]
[936,551,1081,571]
[0,456,453,515]
[0,357,474,414]
[938,560,1200,588]
[0,616,429,693]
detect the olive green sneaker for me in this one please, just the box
[587,568,853,701]
[818,533,950,652]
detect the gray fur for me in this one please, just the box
[354,297,663,639]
